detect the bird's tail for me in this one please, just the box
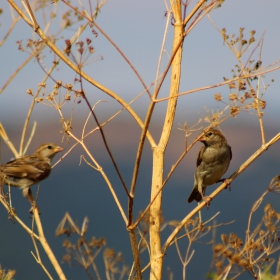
[187,188,202,203]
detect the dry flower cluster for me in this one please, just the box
[56,213,128,280]
[211,176,280,279]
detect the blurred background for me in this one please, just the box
[1,0,280,279]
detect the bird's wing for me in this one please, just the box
[229,145,232,161]
[2,159,51,180]
[196,146,205,167]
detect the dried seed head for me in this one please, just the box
[231,254,240,264]
[264,204,272,213]
[38,82,46,88]
[250,30,256,36]
[88,46,95,53]
[236,238,243,248]
[239,258,250,268]
[215,260,223,269]
[26,88,33,96]
[63,240,72,248]
[223,249,233,258]
[65,83,73,90]
[35,98,43,103]
[230,106,240,117]
[214,93,222,101]
[64,39,71,56]
[221,234,228,245]
[239,96,245,103]
[46,95,54,101]
[214,244,225,253]
[249,37,255,44]
[62,254,71,263]
[104,248,115,258]
[78,238,84,247]
[229,93,238,100]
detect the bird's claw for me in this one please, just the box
[217,178,231,191]
[202,195,212,209]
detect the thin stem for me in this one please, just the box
[22,121,37,156]
[34,209,67,280]
[31,234,54,280]
[155,65,280,103]
[0,196,40,240]
[129,230,142,280]
[56,109,129,225]
[183,0,206,27]
[0,13,20,47]
[257,39,265,144]
[153,0,215,99]
[154,8,172,90]
[23,0,39,30]
[0,53,34,94]
[81,91,130,198]
[53,86,150,169]
[0,123,19,157]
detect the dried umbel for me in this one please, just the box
[213,200,280,278]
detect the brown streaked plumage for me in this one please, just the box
[188,129,232,204]
[0,143,64,213]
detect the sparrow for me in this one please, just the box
[0,143,64,213]
[187,129,232,204]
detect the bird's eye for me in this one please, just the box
[47,145,52,150]
[207,132,213,137]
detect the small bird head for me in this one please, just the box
[198,129,227,146]
[35,143,64,161]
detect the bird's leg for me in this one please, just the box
[217,178,231,191]
[198,184,211,209]
[22,188,40,214]
[201,194,212,209]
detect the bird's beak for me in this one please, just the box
[198,135,206,142]
[55,146,64,153]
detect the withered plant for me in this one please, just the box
[212,176,280,280]
[0,0,280,280]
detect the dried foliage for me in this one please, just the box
[0,0,280,280]
[0,265,16,280]
[56,213,128,280]
[211,176,280,279]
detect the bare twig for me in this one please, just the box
[0,195,40,240]
[31,235,54,280]
[0,54,34,94]
[33,208,67,280]
[0,123,19,158]
[154,63,280,103]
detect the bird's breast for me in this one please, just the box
[196,145,231,186]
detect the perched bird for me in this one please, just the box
[0,143,64,213]
[188,129,232,204]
